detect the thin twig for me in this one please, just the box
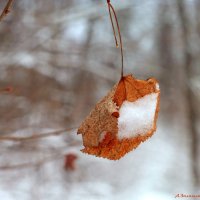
[0,153,65,170]
[0,127,77,142]
[0,0,14,22]
[107,0,124,78]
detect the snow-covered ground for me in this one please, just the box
[0,116,195,200]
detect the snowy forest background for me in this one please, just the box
[0,0,200,199]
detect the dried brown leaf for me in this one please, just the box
[78,74,160,160]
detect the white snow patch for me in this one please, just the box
[156,83,160,90]
[13,52,35,67]
[64,19,87,43]
[68,182,113,200]
[118,93,158,140]
[0,189,13,200]
[99,131,107,142]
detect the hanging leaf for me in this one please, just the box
[77,74,160,160]
[77,1,160,160]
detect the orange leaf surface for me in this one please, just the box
[78,74,160,160]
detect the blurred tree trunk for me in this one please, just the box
[117,7,132,39]
[157,3,176,114]
[176,0,199,187]
[194,0,200,77]
[195,0,200,40]
[70,17,97,125]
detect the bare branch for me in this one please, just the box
[0,127,77,142]
[0,153,65,170]
[0,0,14,22]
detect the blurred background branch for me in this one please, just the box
[0,0,14,21]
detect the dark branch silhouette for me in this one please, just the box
[0,0,14,21]
[0,128,76,142]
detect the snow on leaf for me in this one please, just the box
[118,93,158,140]
[78,74,160,160]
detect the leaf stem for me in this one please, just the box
[107,0,124,78]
